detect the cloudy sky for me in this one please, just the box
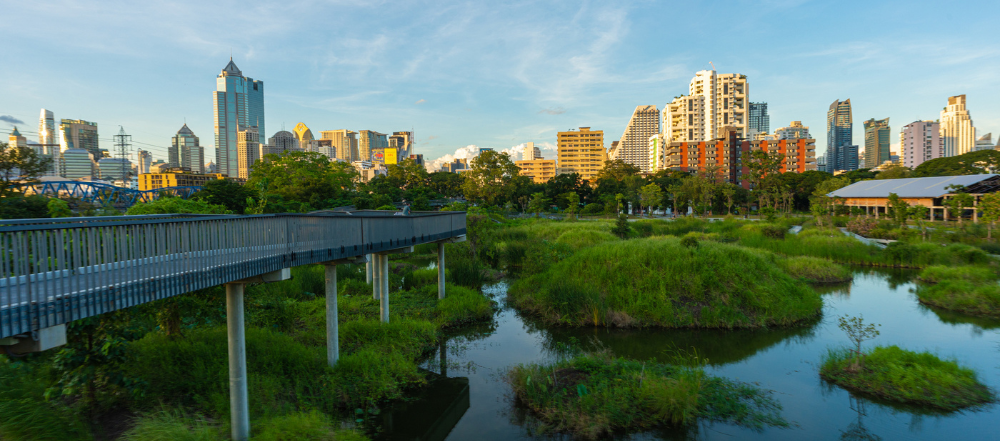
[2,0,998,168]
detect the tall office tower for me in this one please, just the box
[236,127,260,179]
[172,124,204,173]
[748,102,769,137]
[61,149,96,179]
[214,59,264,177]
[939,95,975,157]
[900,120,941,169]
[615,106,659,172]
[688,70,749,139]
[825,99,857,172]
[59,119,99,157]
[321,130,358,162]
[359,130,388,162]
[863,118,891,169]
[38,109,56,146]
[7,127,27,149]
[663,95,706,142]
[975,133,994,152]
[388,131,414,158]
[137,149,152,174]
[774,121,811,140]
[557,127,607,180]
[261,130,300,158]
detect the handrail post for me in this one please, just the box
[226,282,250,441]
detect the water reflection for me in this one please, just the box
[840,396,882,441]
[916,302,1000,333]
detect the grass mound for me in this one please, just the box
[820,346,995,411]
[777,256,853,284]
[433,284,494,327]
[915,265,1000,318]
[554,229,618,250]
[508,354,787,439]
[509,237,822,328]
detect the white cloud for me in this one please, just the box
[426,145,485,172]
[415,99,426,104]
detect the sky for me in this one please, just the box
[2,0,999,171]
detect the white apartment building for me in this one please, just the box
[900,120,941,169]
[615,105,660,172]
[664,69,749,143]
[940,95,975,157]
[663,95,706,142]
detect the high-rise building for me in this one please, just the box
[557,127,607,180]
[261,130,300,158]
[774,121,811,140]
[523,141,542,160]
[59,119,99,157]
[293,122,314,152]
[388,131,414,158]
[171,124,204,174]
[97,158,132,182]
[236,127,260,179]
[899,120,941,169]
[975,133,994,152]
[748,102,769,137]
[663,127,816,187]
[688,70,749,139]
[359,130,388,163]
[515,159,557,183]
[61,149,96,179]
[663,95,706,142]
[863,118,891,169]
[7,127,27,149]
[825,99,857,172]
[940,95,975,157]
[615,106,659,172]
[648,133,667,171]
[321,130,358,162]
[137,149,152,174]
[38,109,56,146]
[214,59,264,177]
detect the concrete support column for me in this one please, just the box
[372,254,381,300]
[437,242,446,300]
[380,254,390,323]
[226,283,250,441]
[366,255,373,284]
[325,264,339,367]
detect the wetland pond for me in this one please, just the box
[371,268,1000,440]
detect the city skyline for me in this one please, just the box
[2,0,998,169]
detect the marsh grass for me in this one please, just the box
[120,409,220,441]
[915,265,1000,317]
[820,346,995,411]
[0,359,93,441]
[509,237,821,328]
[777,256,853,284]
[508,353,787,440]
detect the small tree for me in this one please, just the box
[810,197,828,227]
[979,192,1000,240]
[527,192,550,216]
[611,213,631,239]
[908,205,930,241]
[887,193,910,227]
[639,183,663,217]
[837,315,881,371]
[944,184,974,224]
[563,192,580,220]
[720,183,737,215]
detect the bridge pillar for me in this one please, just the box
[225,283,250,441]
[366,255,373,284]
[380,253,390,323]
[438,243,446,300]
[325,264,339,367]
[372,254,382,301]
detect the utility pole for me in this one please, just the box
[114,126,132,188]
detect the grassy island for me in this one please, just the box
[508,353,787,439]
[820,346,995,411]
[915,265,1000,318]
[777,256,853,284]
[509,237,822,328]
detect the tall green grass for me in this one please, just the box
[777,256,853,284]
[120,409,220,441]
[508,353,787,439]
[820,346,995,411]
[509,237,822,328]
[0,359,93,441]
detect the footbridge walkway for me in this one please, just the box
[0,211,467,440]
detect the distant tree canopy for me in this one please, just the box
[0,141,53,197]
[913,150,1000,177]
[126,197,231,215]
[246,151,358,211]
[194,178,254,214]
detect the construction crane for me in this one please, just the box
[709,61,716,71]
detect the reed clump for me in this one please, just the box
[915,265,1000,318]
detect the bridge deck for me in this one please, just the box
[0,211,466,339]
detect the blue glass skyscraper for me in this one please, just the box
[826,99,857,172]
[214,59,264,177]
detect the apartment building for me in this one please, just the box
[615,106,659,172]
[557,127,607,180]
[515,159,557,183]
[900,120,941,168]
[664,127,815,188]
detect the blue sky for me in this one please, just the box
[2,0,998,170]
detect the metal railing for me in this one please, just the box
[0,211,466,339]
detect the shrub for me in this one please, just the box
[820,346,995,410]
[760,224,786,240]
[611,214,631,239]
[580,203,604,215]
[403,268,445,290]
[680,235,699,249]
[435,284,493,326]
[0,360,93,441]
[120,409,220,441]
[846,217,878,237]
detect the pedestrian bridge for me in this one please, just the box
[0,210,467,440]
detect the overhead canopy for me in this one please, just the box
[828,174,1000,198]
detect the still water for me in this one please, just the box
[374,269,1000,440]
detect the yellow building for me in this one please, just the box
[557,127,606,180]
[515,159,557,183]
[138,168,228,191]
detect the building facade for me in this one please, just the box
[171,124,204,173]
[388,131,413,158]
[261,130,300,158]
[61,149,96,179]
[664,128,816,188]
[359,130,388,163]
[899,121,940,169]
[648,133,666,171]
[663,95,706,142]
[557,127,606,180]
[236,127,260,179]
[940,95,975,157]
[137,149,152,174]
[97,158,132,182]
[214,59,264,177]
[826,99,857,172]
[775,121,811,140]
[975,133,994,152]
[515,159,557,183]
[138,168,228,191]
[321,130,358,162]
[688,70,749,140]
[863,118,891,169]
[748,102,769,137]
[615,106,659,172]
[59,119,99,158]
